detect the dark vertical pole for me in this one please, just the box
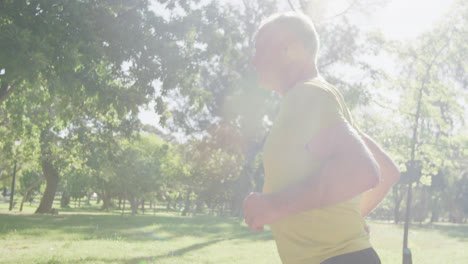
[403,83,424,264]
[403,185,413,264]
[9,160,17,211]
[402,42,448,263]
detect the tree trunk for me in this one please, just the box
[60,190,70,208]
[141,199,145,215]
[101,193,112,211]
[35,159,59,214]
[9,161,17,211]
[195,200,203,216]
[430,195,440,223]
[431,207,439,223]
[101,196,111,210]
[166,200,171,212]
[122,197,126,215]
[450,200,464,223]
[20,191,28,212]
[35,129,60,214]
[218,203,225,216]
[181,189,191,216]
[20,177,42,212]
[129,197,138,215]
[86,193,91,205]
[394,201,401,224]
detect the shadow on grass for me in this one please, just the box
[71,231,273,264]
[0,212,274,264]
[0,213,273,243]
[66,238,226,264]
[124,238,225,264]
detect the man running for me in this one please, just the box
[243,12,400,264]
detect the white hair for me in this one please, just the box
[257,12,320,62]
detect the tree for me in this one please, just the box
[65,168,91,207]
[18,169,43,211]
[356,0,468,226]
[0,0,192,213]
[114,134,168,215]
[395,0,467,226]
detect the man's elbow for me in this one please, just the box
[364,160,381,189]
[388,165,401,185]
[367,162,400,188]
[380,162,401,185]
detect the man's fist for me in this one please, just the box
[242,192,282,231]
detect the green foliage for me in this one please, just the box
[357,0,468,222]
[18,169,41,194]
[0,0,196,213]
[115,134,168,199]
[64,169,90,200]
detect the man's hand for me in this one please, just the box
[364,224,370,235]
[242,192,282,231]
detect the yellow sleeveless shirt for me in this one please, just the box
[262,78,371,264]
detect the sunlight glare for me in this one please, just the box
[320,0,454,40]
[369,0,454,40]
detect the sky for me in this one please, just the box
[356,0,455,40]
[139,0,456,130]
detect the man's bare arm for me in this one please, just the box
[360,134,400,217]
[243,121,380,230]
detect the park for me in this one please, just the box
[1,0,467,263]
[1,200,468,263]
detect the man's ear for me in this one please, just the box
[285,40,307,61]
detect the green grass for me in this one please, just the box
[0,212,277,264]
[1,202,467,264]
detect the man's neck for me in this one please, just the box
[277,66,319,96]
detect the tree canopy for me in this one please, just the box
[0,0,466,225]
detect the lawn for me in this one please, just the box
[1,202,467,264]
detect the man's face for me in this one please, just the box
[250,27,287,92]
